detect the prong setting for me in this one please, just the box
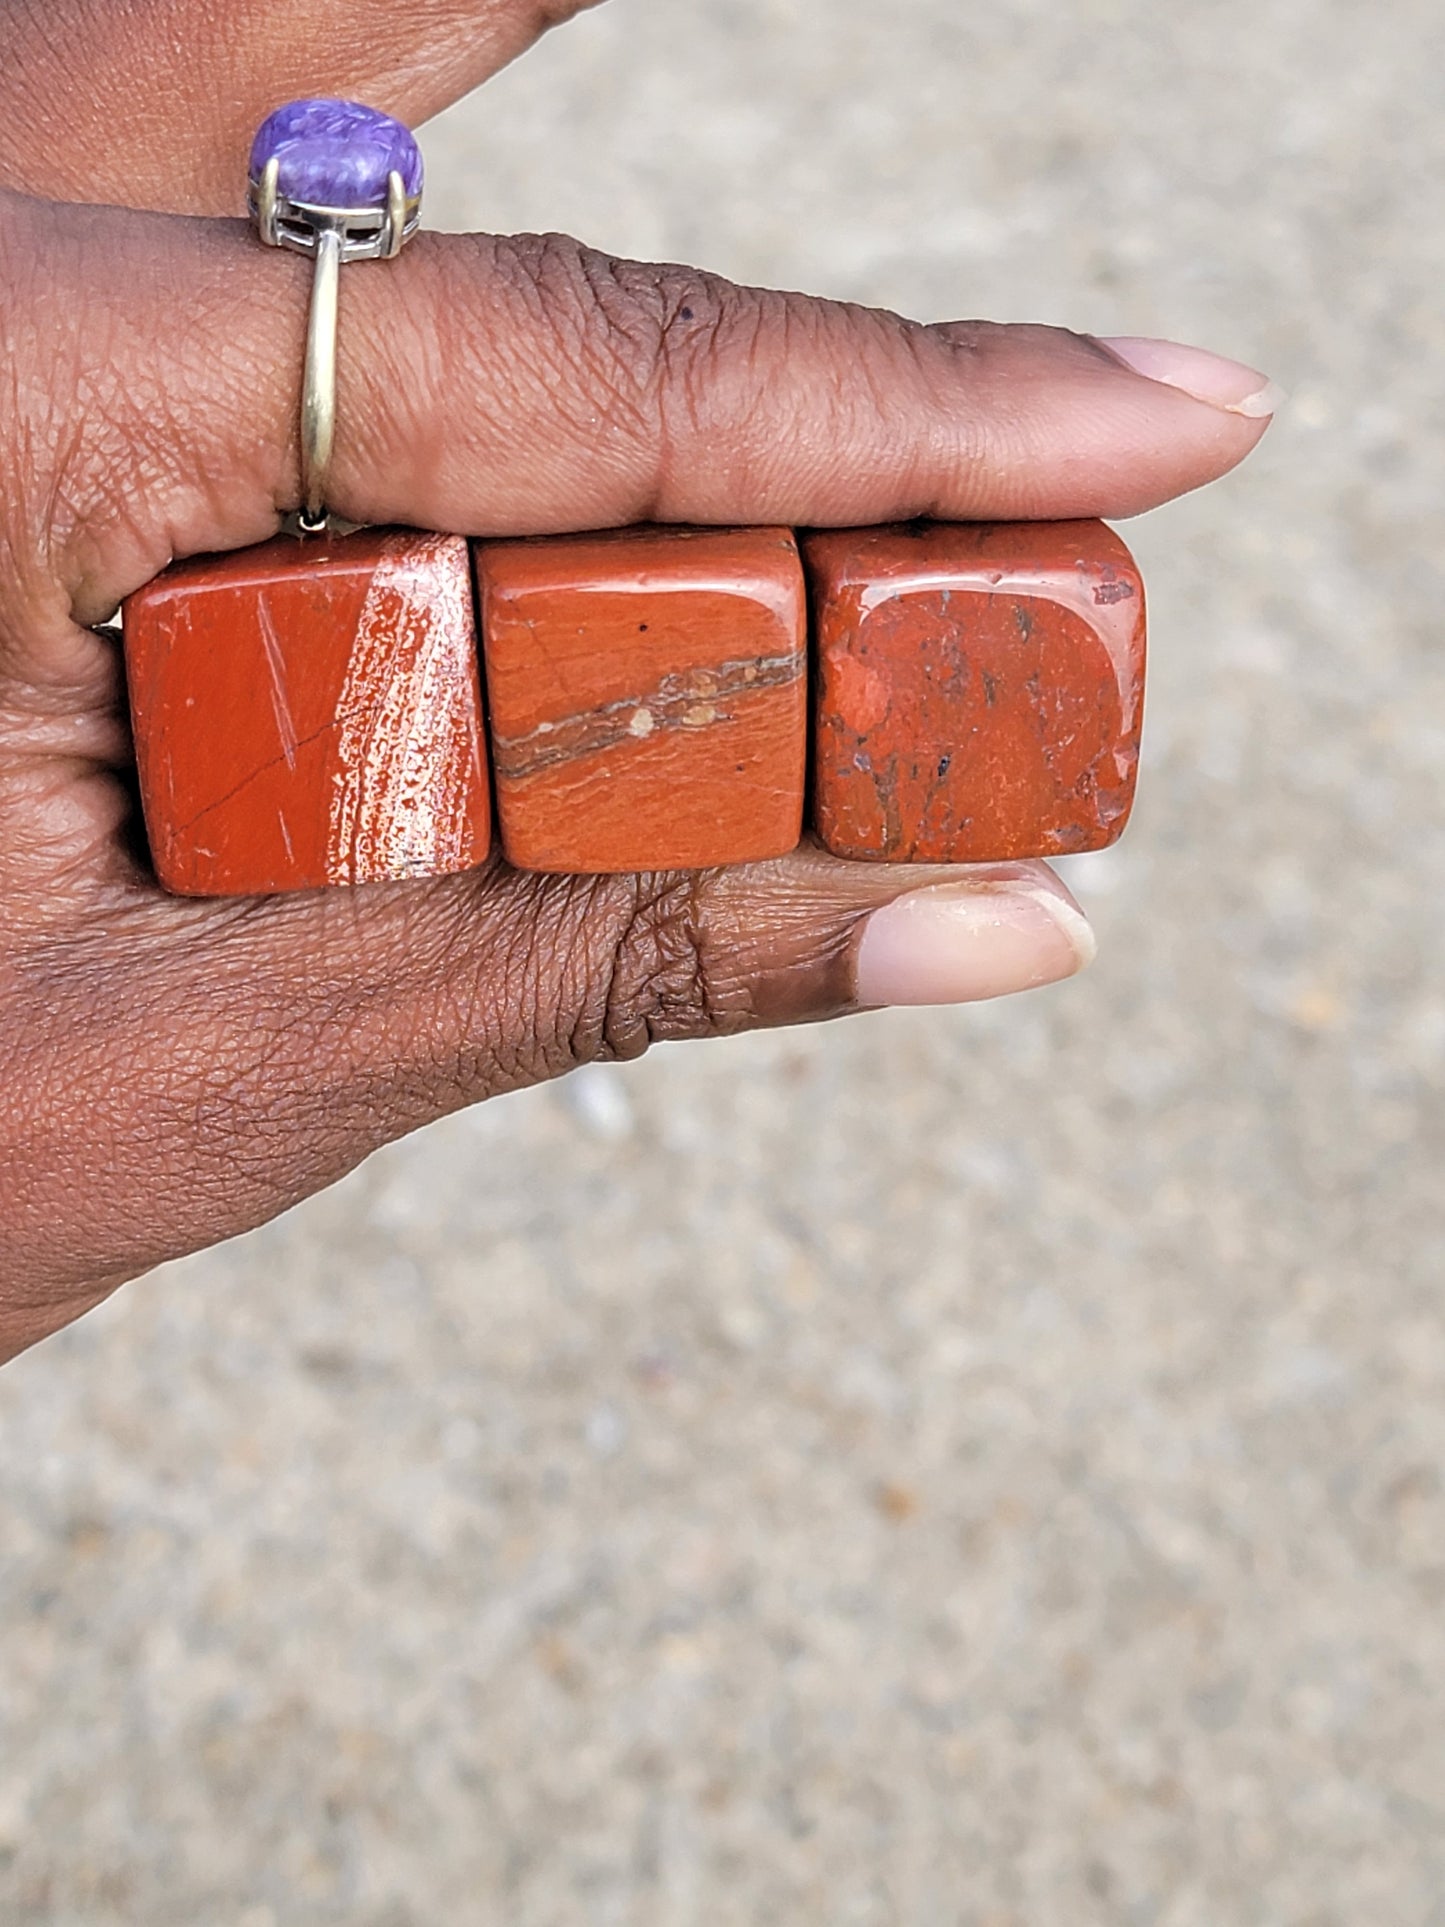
[385,170,408,259]
[257,156,281,247]
[246,185,423,262]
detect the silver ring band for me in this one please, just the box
[301,226,341,531]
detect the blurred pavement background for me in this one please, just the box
[4,0,1444,1920]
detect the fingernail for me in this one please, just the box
[854,878,1096,1008]
[1098,335,1284,419]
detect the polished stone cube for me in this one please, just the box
[477,526,808,873]
[803,520,1147,862]
[123,528,491,896]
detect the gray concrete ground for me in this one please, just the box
[3,1,1444,1920]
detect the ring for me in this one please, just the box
[247,99,424,535]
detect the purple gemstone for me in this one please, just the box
[249,99,423,209]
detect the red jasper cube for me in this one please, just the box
[477,526,808,873]
[123,529,491,896]
[803,520,1146,862]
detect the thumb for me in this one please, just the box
[5,846,1091,1321]
[470,847,1095,1061]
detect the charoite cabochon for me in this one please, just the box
[248,98,424,207]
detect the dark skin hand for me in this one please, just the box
[0,0,1274,1362]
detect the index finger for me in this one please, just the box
[0,199,1276,641]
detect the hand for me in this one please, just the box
[0,0,1275,1360]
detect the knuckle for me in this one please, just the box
[564,872,749,1066]
[503,231,772,438]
